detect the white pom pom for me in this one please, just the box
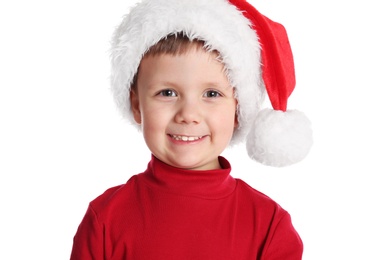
[246,108,313,167]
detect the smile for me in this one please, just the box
[170,135,203,142]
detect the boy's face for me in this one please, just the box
[130,48,237,170]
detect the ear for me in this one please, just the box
[234,99,239,128]
[130,89,142,124]
[234,114,239,128]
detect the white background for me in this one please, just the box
[1,0,381,259]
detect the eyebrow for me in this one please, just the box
[205,81,233,91]
[144,81,179,90]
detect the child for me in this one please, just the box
[70,0,313,259]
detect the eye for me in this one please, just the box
[158,89,177,97]
[204,90,222,98]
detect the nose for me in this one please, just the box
[174,99,201,124]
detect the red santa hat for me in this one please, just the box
[110,0,313,167]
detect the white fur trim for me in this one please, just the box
[246,109,313,167]
[110,0,263,144]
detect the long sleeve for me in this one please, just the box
[261,212,303,260]
[70,205,104,260]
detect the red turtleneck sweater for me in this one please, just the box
[70,156,303,259]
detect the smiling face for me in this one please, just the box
[130,47,237,170]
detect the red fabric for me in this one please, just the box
[229,0,296,112]
[70,156,303,259]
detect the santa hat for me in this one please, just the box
[110,0,313,167]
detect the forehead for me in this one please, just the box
[132,34,226,90]
[137,48,230,90]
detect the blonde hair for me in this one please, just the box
[131,33,211,90]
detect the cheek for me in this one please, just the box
[212,105,237,130]
[141,113,162,146]
[140,106,171,131]
[225,103,238,124]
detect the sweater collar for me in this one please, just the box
[140,155,236,199]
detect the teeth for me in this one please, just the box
[171,135,202,141]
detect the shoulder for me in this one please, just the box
[235,179,279,205]
[234,179,303,250]
[234,178,288,217]
[88,175,140,216]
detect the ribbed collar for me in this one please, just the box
[139,155,237,199]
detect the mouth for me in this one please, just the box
[169,134,204,142]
